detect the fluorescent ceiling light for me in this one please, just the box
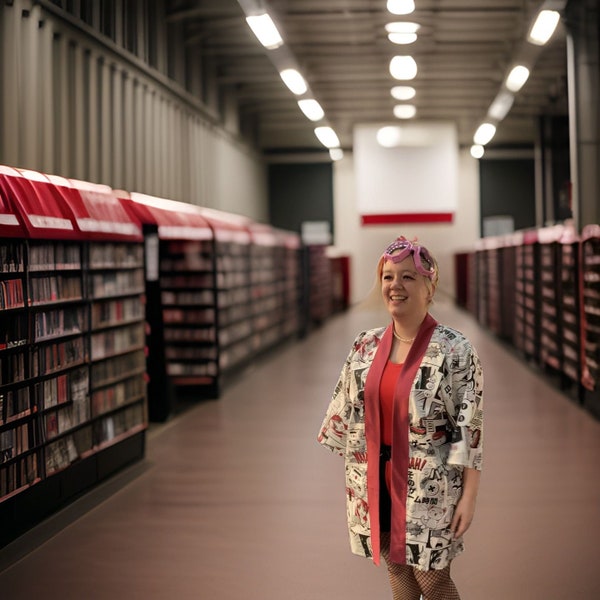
[245,14,283,50]
[279,68,308,95]
[393,104,416,119]
[528,10,560,45]
[488,92,515,121]
[329,148,344,161]
[506,65,530,92]
[385,22,420,34]
[314,126,340,148]
[376,126,402,148]
[386,22,420,44]
[473,123,497,146]
[298,99,325,121]
[470,144,485,159]
[388,33,417,44]
[387,0,415,15]
[390,55,418,80]
[391,85,416,100]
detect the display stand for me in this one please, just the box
[581,224,600,418]
[514,230,540,362]
[118,192,217,420]
[0,167,146,547]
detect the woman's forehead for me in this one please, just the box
[382,255,416,270]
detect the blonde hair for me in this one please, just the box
[359,241,439,309]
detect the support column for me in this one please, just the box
[566,0,600,228]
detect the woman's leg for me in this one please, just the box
[380,532,422,600]
[413,565,460,600]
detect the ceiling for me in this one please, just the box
[167,0,569,155]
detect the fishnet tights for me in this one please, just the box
[380,532,461,600]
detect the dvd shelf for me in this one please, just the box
[559,236,581,387]
[0,238,39,503]
[159,238,219,387]
[0,169,147,548]
[249,231,284,354]
[215,231,253,371]
[305,244,333,326]
[280,232,303,338]
[538,233,561,372]
[87,241,147,452]
[581,225,600,417]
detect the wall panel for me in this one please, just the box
[0,0,267,221]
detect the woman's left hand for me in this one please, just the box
[450,466,481,539]
[450,494,477,539]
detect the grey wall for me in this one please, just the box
[480,159,536,235]
[268,163,333,235]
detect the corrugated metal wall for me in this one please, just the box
[0,0,267,220]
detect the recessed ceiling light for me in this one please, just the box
[473,123,497,146]
[488,92,514,121]
[470,144,485,159]
[389,56,418,80]
[393,104,416,119]
[388,33,417,44]
[245,14,283,50]
[528,9,560,45]
[329,148,344,161]
[385,22,420,34]
[387,0,415,16]
[391,86,416,100]
[376,126,402,147]
[506,65,530,92]
[279,69,308,95]
[314,126,340,148]
[298,99,325,121]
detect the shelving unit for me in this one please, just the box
[538,226,564,374]
[514,231,540,362]
[304,244,333,326]
[199,209,254,376]
[277,229,303,339]
[0,167,146,547]
[119,192,218,420]
[581,224,600,418]
[558,228,581,394]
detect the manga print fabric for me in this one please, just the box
[317,324,484,571]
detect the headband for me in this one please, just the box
[382,237,436,279]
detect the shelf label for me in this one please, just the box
[28,215,73,230]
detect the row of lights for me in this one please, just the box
[386,0,420,126]
[470,7,562,158]
[245,12,343,160]
[245,2,560,160]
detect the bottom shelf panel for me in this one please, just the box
[0,430,145,548]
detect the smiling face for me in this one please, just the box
[381,255,434,323]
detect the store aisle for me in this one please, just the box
[1,297,600,599]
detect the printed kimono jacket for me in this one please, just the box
[317,315,483,571]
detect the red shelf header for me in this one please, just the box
[120,192,213,241]
[196,207,251,244]
[0,167,143,241]
[51,177,143,242]
[0,167,79,240]
[0,167,27,238]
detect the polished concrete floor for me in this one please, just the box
[1,297,600,599]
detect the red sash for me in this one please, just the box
[364,313,437,565]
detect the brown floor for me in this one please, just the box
[1,297,600,599]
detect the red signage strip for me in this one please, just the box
[361,212,454,225]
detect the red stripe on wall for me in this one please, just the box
[361,212,454,225]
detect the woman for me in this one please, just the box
[317,236,483,600]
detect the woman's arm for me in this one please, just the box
[450,467,481,539]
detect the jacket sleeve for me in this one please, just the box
[446,340,484,470]
[317,346,354,456]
